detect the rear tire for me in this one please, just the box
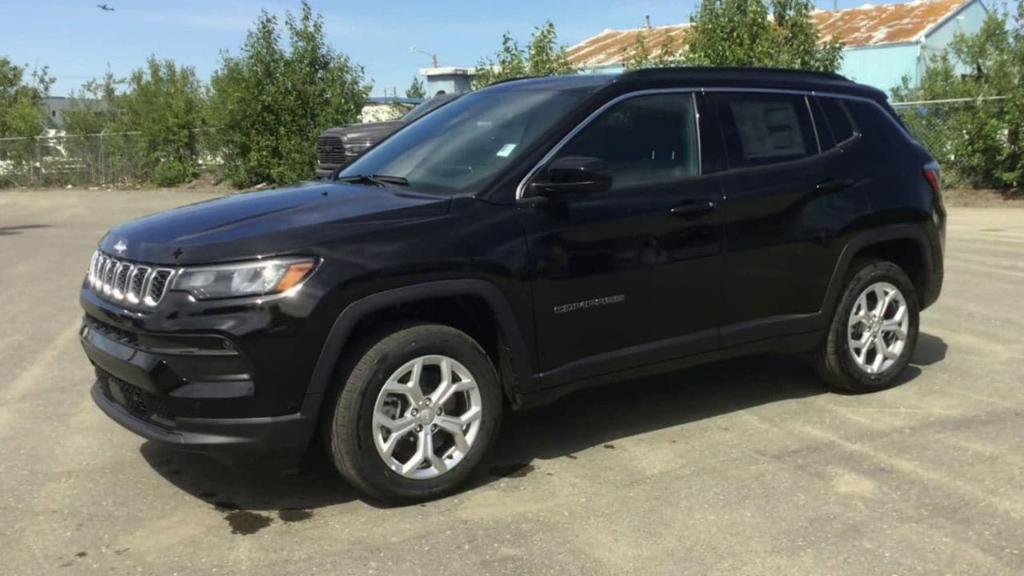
[816,259,920,393]
[324,323,502,503]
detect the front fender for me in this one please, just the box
[304,278,534,404]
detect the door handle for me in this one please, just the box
[815,178,854,194]
[670,200,718,219]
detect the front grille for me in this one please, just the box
[317,135,348,165]
[101,373,174,423]
[89,251,174,307]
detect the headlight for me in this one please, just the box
[171,257,317,300]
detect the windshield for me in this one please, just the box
[339,89,586,196]
[402,94,457,123]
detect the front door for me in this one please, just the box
[517,92,724,385]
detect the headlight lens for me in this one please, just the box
[172,258,317,300]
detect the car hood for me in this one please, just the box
[98,181,450,265]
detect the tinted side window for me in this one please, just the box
[555,93,699,188]
[819,97,856,143]
[717,93,817,168]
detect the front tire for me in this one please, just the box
[324,323,503,503]
[816,259,920,393]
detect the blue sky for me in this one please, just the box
[2,0,887,97]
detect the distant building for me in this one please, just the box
[42,97,76,128]
[40,96,106,130]
[566,0,989,94]
[419,67,475,96]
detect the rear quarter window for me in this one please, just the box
[845,99,903,142]
[819,97,857,144]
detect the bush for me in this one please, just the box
[893,8,1024,189]
[122,58,206,186]
[62,61,206,187]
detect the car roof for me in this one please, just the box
[486,67,885,101]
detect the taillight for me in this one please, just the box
[924,161,945,244]
[923,161,941,194]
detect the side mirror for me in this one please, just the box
[530,156,612,196]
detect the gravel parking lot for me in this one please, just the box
[1,189,1022,575]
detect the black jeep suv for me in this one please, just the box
[80,68,945,503]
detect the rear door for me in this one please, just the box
[710,91,839,344]
[518,92,724,383]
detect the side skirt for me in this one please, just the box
[517,329,823,410]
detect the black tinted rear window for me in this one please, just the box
[819,97,856,143]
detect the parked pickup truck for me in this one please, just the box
[315,94,458,178]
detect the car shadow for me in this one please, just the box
[0,224,51,236]
[480,354,825,476]
[142,339,942,510]
[912,332,947,366]
[140,440,359,515]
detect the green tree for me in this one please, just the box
[0,57,51,138]
[893,8,1023,188]
[0,57,52,185]
[625,28,686,70]
[473,21,575,88]
[62,70,121,137]
[406,76,426,99]
[686,0,843,72]
[208,1,370,187]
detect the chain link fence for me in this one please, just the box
[891,96,1010,187]
[0,130,220,188]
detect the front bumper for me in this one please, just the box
[79,281,329,454]
[91,376,320,453]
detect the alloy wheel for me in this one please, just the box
[371,355,482,479]
[847,281,910,374]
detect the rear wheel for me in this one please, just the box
[324,323,502,503]
[816,259,920,392]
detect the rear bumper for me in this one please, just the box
[922,269,943,310]
[91,377,320,453]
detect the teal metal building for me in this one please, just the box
[566,0,989,95]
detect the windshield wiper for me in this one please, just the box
[335,174,409,187]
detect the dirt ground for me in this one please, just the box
[943,187,1024,207]
[1,189,1023,576]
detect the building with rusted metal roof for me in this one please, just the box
[566,0,989,94]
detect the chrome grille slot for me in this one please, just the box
[126,266,150,304]
[95,254,109,289]
[113,262,132,299]
[88,252,100,286]
[86,251,175,307]
[102,257,117,294]
[146,269,173,305]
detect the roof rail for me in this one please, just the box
[484,75,545,87]
[622,66,850,83]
